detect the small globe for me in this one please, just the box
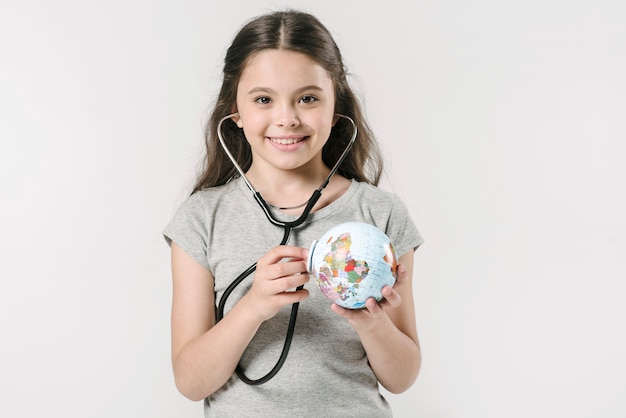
[307,222,398,309]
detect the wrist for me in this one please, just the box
[231,293,266,330]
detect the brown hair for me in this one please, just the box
[192,10,383,194]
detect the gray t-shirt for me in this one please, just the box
[163,177,423,417]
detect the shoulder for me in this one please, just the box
[164,180,244,235]
[351,181,403,211]
[191,180,241,199]
[349,181,423,254]
[163,180,246,270]
[179,180,242,210]
[335,180,412,229]
[353,181,395,198]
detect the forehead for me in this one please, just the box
[238,49,334,91]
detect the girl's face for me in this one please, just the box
[233,49,336,175]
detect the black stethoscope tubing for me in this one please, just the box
[214,113,356,385]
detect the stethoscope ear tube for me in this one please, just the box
[215,113,357,385]
[216,113,357,196]
[253,189,322,230]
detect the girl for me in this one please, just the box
[164,10,423,417]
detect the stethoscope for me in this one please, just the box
[215,112,357,385]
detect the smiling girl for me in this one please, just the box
[164,10,424,417]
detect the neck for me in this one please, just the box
[245,165,331,210]
[245,167,351,216]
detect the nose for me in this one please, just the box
[275,104,300,128]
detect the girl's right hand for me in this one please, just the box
[241,245,310,322]
[170,243,310,400]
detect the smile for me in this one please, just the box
[267,136,308,145]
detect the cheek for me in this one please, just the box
[239,117,269,144]
[235,108,263,131]
[315,114,336,139]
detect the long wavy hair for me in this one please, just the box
[191,10,384,194]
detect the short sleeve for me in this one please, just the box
[385,195,424,257]
[162,193,211,271]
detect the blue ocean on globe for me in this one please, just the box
[307,222,398,309]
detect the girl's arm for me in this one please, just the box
[330,251,421,393]
[170,243,310,401]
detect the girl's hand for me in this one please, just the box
[242,245,310,323]
[330,263,408,332]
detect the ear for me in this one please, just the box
[229,107,243,128]
[332,114,341,126]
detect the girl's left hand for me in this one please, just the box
[330,263,408,332]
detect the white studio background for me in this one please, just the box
[1,0,624,417]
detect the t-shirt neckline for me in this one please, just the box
[235,176,359,223]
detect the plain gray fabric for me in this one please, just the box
[163,177,423,417]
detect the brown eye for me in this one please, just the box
[255,96,271,105]
[300,95,318,104]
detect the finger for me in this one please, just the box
[264,257,310,292]
[330,302,350,318]
[274,288,310,305]
[257,245,308,267]
[379,285,402,309]
[262,259,309,284]
[394,263,408,286]
[276,270,311,293]
[365,297,383,315]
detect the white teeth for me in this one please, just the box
[269,137,303,145]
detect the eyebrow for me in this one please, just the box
[246,85,325,95]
